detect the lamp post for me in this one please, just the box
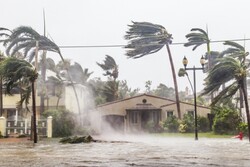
[182,55,205,140]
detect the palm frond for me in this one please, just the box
[184,28,209,51]
[210,82,239,106]
[224,41,244,51]
[190,28,208,35]
[202,57,241,95]
[124,21,172,58]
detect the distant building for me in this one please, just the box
[96,94,210,133]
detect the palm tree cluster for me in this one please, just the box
[200,41,250,141]
[0,26,85,143]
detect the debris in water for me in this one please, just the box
[59,135,94,144]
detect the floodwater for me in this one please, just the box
[0,135,250,167]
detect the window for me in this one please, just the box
[166,111,174,117]
[187,110,194,117]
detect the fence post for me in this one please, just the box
[0,116,6,136]
[47,116,53,138]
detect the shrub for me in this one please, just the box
[212,107,241,135]
[43,109,76,137]
[163,116,179,132]
[179,113,194,133]
[237,122,248,136]
[197,116,210,132]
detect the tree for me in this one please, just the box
[184,28,211,70]
[178,68,193,93]
[0,57,38,143]
[153,83,175,100]
[97,55,118,81]
[1,26,81,117]
[145,80,152,94]
[118,80,140,99]
[201,41,250,141]
[124,21,181,119]
[97,55,119,102]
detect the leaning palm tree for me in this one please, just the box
[184,28,211,69]
[124,21,181,118]
[1,26,81,117]
[178,68,194,93]
[97,55,119,101]
[201,55,250,141]
[97,55,119,81]
[0,57,38,143]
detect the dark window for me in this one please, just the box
[167,111,174,117]
[188,110,194,117]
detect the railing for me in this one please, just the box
[0,116,52,138]
[6,119,47,137]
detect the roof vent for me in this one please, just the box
[142,99,147,104]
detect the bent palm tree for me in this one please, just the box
[0,57,38,143]
[178,68,194,93]
[184,28,211,69]
[201,56,250,142]
[1,26,81,117]
[124,21,181,118]
[97,55,119,81]
[97,55,119,101]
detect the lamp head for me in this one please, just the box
[183,56,188,69]
[200,55,205,68]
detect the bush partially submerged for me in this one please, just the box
[59,135,94,144]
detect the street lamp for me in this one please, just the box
[182,55,205,140]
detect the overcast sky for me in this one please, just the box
[1,0,250,93]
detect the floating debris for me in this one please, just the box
[59,135,94,144]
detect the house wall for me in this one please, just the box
[97,95,174,116]
[161,102,210,121]
[97,94,211,120]
[65,84,93,114]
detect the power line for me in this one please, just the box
[59,38,250,49]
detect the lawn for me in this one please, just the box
[154,132,233,138]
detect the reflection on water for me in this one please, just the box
[0,135,250,167]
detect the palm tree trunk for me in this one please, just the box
[32,81,38,143]
[56,97,60,109]
[165,44,181,119]
[241,81,250,142]
[40,52,47,114]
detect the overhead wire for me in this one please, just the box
[58,38,250,49]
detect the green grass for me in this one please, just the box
[153,132,233,138]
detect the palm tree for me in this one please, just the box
[184,28,211,69]
[1,26,81,117]
[124,21,181,118]
[97,55,119,101]
[201,45,250,141]
[97,55,118,81]
[0,57,38,143]
[178,68,194,93]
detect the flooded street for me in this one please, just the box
[0,135,250,167]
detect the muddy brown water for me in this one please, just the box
[0,135,250,167]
